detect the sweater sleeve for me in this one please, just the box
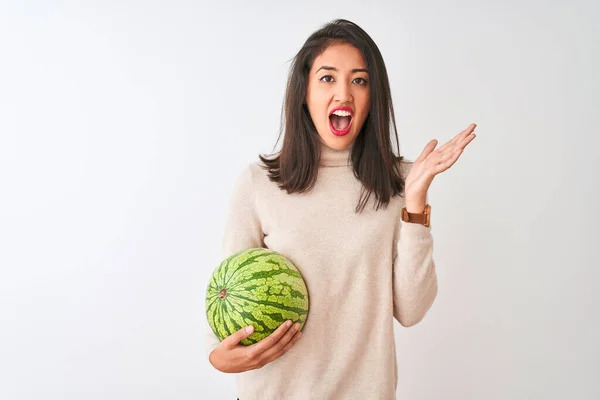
[392,162,438,327]
[205,164,266,361]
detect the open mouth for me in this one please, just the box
[329,108,353,136]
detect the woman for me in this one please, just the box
[206,18,476,399]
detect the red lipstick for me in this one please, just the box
[329,106,354,136]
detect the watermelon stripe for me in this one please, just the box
[207,298,221,336]
[287,287,307,299]
[221,303,234,338]
[212,298,224,338]
[224,252,266,287]
[216,254,232,286]
[223,300,244,334]
[238,311,270,333]
[229,286,307,306]
[221,299,234,337]
[228,269,301,291]
[206,296,218,312]
[232,294,308,315]
[261,311,287,323]
[221,250,254,284]
[229,283,307,303]
[219,301,231,337]
[227,295,306,315]
[225,297,248,328]
[215,251,234,288]
[227,296,275,332]
[227,293,306,323]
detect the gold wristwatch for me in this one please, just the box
[401,204,431,227]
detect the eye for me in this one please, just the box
[319,75,369,85]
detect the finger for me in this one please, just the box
[262,330,303,365]
[458,132,476,149]
[258,322,301,361]
[436,136,460,153]
[222,324,256,349]
[247,320,293,355]
[439,133,473,162]
[460,123,477,136]
[415,139,438,163]
[437,124,476,152]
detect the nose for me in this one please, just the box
[334,81,353,103]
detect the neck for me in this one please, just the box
[318,139,354,167]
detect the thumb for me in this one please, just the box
[415,139,438,163]
[223,325,255,348]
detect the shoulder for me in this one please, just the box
[234,159,266,177]
[235,160,271,190]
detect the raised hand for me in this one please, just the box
[405,123,477,202]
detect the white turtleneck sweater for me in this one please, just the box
[205,141,438,400]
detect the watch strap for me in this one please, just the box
[401,204,431,227]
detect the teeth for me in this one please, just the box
[331,110,352,117]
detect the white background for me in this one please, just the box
[1,1,598,399]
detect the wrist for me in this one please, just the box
[405,204,426,213]
[405,195,427,214]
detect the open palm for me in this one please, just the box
[405,123,477,196]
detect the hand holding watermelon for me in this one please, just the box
[209,319,303,373]
[206,248,310,372]
[206,248,309,345]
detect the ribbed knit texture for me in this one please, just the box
[205,140,438,400]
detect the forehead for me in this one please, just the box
[310,43,367,72]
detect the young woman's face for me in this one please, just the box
[305,42,371,150]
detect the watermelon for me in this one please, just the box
[206,248,309,346]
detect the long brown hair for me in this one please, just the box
[259,19,406,214]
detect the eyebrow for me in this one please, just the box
[315,65,369,74]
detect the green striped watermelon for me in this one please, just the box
[206,248,309,346]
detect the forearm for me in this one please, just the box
[392,222,438,327]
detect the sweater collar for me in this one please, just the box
[318,139,354,167]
